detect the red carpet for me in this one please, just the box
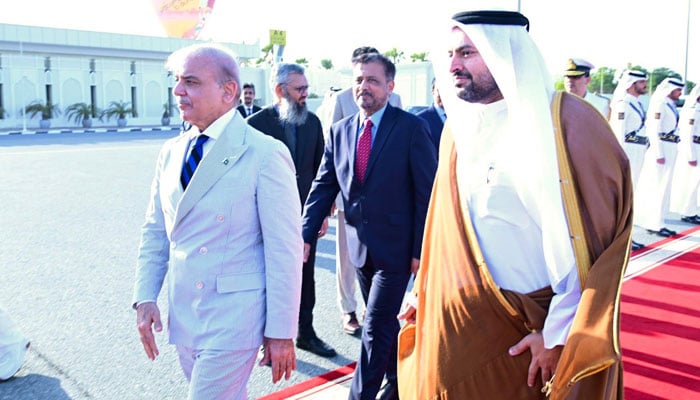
[257,363,355,400]
[621,231,700,400]
[259,231,700,399]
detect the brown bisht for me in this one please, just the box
[397,92,632,399]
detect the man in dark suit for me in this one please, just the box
[302,53,437,400]
[416,77,446,152]
[247,63,336,359]
[236,83,262,117]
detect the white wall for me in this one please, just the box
[0,24,435,130]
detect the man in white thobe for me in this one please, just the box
[610,69,650,250]
[670,86,700,224]
[634,77,685,237]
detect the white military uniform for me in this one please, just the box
[635,79,684,231]
[610,93,648,187]
[670,86,700,217]
[583,91,611,119]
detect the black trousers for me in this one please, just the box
[297,237,318,338]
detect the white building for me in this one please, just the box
[0,23,434,132]
[0,23,262,131]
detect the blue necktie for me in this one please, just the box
[180,135,209,189]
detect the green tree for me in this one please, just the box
[99,100,134,122]
[384,48,405,64]
[24,100,60,120]
[588,67,617,94]
[255,43,274,66]
[320,59,333,70]
[410,52,429,63]
[295,58,309,68]
[648,67,682,93]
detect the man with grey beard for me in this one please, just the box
[247,63,336,358]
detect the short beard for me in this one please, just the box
[279,92,308,125]
[633,85,647,96]
[454,71,501,104]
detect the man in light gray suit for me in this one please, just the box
[133,43,302,400]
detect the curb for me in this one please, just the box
[0,126,181,136]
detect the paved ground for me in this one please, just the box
[0,130,375,400]
[0,129,694,399]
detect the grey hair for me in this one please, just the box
[272,63,305,88]
[166,43,241,91]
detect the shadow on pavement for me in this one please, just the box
[0,374,72,400]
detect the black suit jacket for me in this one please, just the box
[416,104,445,151]
[237,104,262,118]
[247,106,325,206]
[302,104,437,271]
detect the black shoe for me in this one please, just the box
[649,227,676,237]
[681,215,700,224]
[376,380,399,400]
[631,240,645,251]
[658,227,677,237]
[296,335,337,358]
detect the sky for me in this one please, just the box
[1,0,698,84]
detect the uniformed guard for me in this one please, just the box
[610,69,650,250]
[634,77,685,238]
[670,85,700,224]
[563,58,611,119]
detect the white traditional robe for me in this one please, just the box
[610,93,648,188]
[635,97,681,230]
[670,101,700,216]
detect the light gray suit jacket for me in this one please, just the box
[133,112,302,351]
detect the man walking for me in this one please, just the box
[247,63,336,358]
[303,52,437,400]
[319,46,403,336]
[397,10,631,399]
[133,43,302,399]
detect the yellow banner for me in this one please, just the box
[269,29,287,46]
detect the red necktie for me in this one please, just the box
[355,118,373,184]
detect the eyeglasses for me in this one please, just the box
[285,84,309,94]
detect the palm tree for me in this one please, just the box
[65,102,95,128]
[384,48,405,64]
[100,100,134,127]
[25,100,60,120]
[295,58,309,68]
[256,43,274,66]
[161,102,175,126]
[24,100,61,129]
[410,52,429,63]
